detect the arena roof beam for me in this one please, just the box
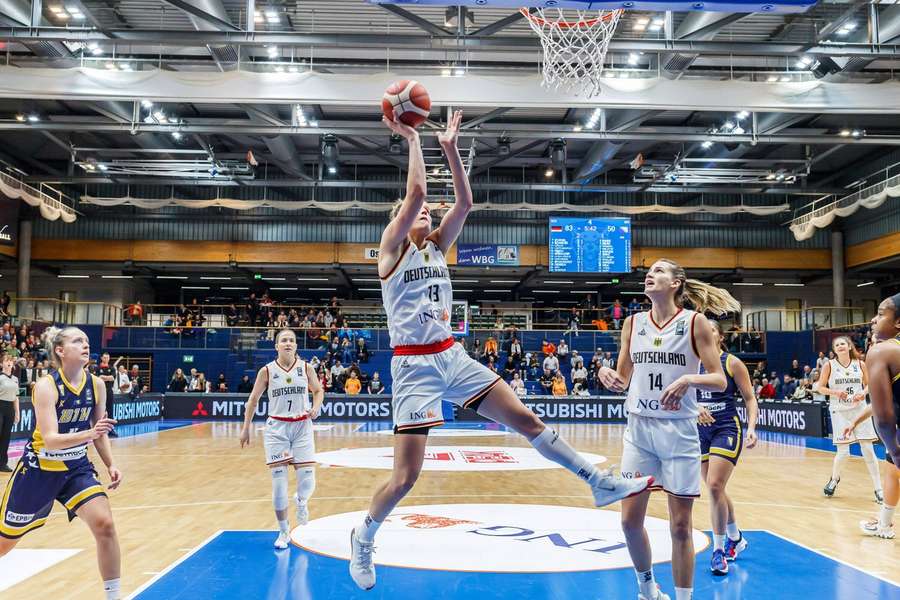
[837,5,900,75]
[470,9,530,37]
[574,110,663,183]
[378,4,452,37]
[660,12,749,79]
[2,27,900,59]
[160,0,241,32]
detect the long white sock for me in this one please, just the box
[530,427,601,485]
[296,467,316,504]
[713,534,726,551]
[635,569,657,599]
[278,519,290,534]
[675,588,693,600]
[103,578,121,600]
[357,514,382,543]
[726,521,740,541]
[832,445,849,480]
[879,504,896,529]
[859,442,883,493]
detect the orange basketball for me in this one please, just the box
[381,80,431,128]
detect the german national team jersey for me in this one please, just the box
[25,370,101,471]
[827,358,864,412]
[626,309,701,419]
[380,239,453,347]
[264,357,310,418]
[697,352,739,420]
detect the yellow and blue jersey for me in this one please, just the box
[1,369,107,539]
[697,352,739,420]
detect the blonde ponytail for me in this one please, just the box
[42,326,81,369]
[682,279,742,316]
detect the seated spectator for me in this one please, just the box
[356,337,370,363]
[541,339,556,356]
[486,358,498,374]
[611,299,624,330]
[557,339,569,358]
[627,297,641,316]
[593,316,609,331]
[602,351,615,369]
[815,351,827,372]
[759,378,776,399]
[525,353,539,380]
[237,375,253,394]
[542,352,559,375]
[330,360,346,389]
[571,360,588,392]
[539,368,554,394]
[368,372,385,394]
[168,368,188,392]
[216,373,228,393]
[344,372,362,395]
[502,359,517,381]
[801,365,813,383]
[781,374,797,399]
[769,371,781,396]
[788,360,803,380]
[0,291,10,317]
[551,373,568,396]
[225,302,241,327]
[483,336,499,363]
[508,337,522,363]
[129,365,145,396]
[510,372,526,398]
[793,379,812,401]
[469,338,482,360]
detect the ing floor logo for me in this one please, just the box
[293,504,708,572]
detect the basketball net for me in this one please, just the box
[521,7,623,98]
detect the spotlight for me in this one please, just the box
[736,110,749,120]
[14,113,25,122]
[141,100,153,109]
[839,129,851,137]
[544,167,554,178]
[550,139,567,170]
[267,46,279,58]
[389,134,402,154]
[701,141,713,149]
[497,136,511,156]
[171,131,182,140]
[26,114,39,123]
[733,126,745,135]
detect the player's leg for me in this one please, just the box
[350,431,428,590]
[667,495,696,600]
[270,465,291,548]
[826,443,850,496]
[858,440,884,502]
[75,495,121,600]
[705,455,735,574]
[453,347,652,505]
[861,459,899,539]
[291,420,317,526]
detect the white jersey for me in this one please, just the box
[827,358,864,412]
[626,309,702,419]
[380,239,453,347]
[264,357,310,418]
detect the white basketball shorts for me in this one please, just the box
[263,417,315,467]
[621,413,701,497]
[830,402,878,444]
[391,341,502,432]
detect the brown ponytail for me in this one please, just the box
[658,259,742,316]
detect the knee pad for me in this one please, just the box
[271,466,289,511]
[296,467,316,503]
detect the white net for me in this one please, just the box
[521,7,623,98]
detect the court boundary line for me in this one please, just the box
[110,421,199,441]
[760,529,900,587]
[124,530,224,600]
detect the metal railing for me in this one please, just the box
[745,306,870,332]
[11,297,123,326]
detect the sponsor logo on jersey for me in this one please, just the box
[638,328,647,336]
[400,359,410,368]
[409,408,438,421]
[292,504,707,572]
[272,372,280,380]
[675,320,686,336]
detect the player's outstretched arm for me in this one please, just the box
[731,356,758,448]
[240,367,268,448]
[307,362,324,419]
[866,342,900,460]
[379,112,426,262]
[431,110,472,254]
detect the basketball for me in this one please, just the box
[381,80,431,128]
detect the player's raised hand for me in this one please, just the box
[438,110,463,148]
[382,109,419,141]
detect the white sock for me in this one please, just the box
[357,514,382,543]
[879,504,896,529]
[675,588,693,600]
[103,578,121,600]
[278,519,290,534]
[530,427,601,485]
[859,442,883,493]
[832,446,849,480]
[713,534,726,551]
[635,569,657,599]
[726,521,740,541]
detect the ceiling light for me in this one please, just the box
[441,68,452,77]
[489,280,519,283]
[837,22,856,34]
[621,291,647,295]
[736,110,749,120]
[733,282,764,286]
[856,281,874,287]
[69,11,84,20]
[58,274,90,278]
[544,168,554,178]
[573,124,583,132]
[182,286,210,290]
[14,114,25,122]
[26,114,39,123]
[222,287,249,290]
[454,279,479,283]
[649,23,662,32]
[50,5,64,13]
[98,164,108,171]
[101,275,133,279]
[309,287,337,291]
[570,290,596,294]
[297,277,330,281]
[267,46,279,58]
[543,280,573,284]
[779,76,791,82]
[627,52,640,66]
[766,172,776,180]
[200,276,231,280]
[262,277,286,281]
[141,100,153,109]
[722,121,734,131]
[733,126,745,135]
[171,132,182,140]
[358,288,381,292]
[766,75,778,82]
[156,275,188,280]
[586,281,612,285]
[56,11,70,19]
[91,46,103,56]
[328,166,337,174]
[269,287,298,291]
[533,290,560,294]
[485,289,511,293]
[774,283,804,287]
[701,140,713,149]
[839,129,851,137]
[851,129,863,138]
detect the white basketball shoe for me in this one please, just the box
[859,518,895,539]
[349,528,376,590]
[592,468,654,507]
[274,531,290,549]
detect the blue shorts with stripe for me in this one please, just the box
[698,415,743,465]
[1,458,107,539]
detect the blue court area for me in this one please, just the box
[131,530,896,600]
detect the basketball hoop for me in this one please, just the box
[520,7,623,97]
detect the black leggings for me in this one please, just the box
[0,401,15,467]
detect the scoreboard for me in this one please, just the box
[548,217,631,273]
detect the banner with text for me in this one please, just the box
[163,393,393,421]
[456,244,520,267]
[11,395,164,440]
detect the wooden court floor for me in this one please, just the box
[2,420,897,598]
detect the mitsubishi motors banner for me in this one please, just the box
[11,394,163,440]
[164,393,393,421]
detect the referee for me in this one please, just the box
[0,354,20,472]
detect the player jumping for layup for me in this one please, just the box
[240,328,324,549]
[348,110,652,591]
[599,259,740,600]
